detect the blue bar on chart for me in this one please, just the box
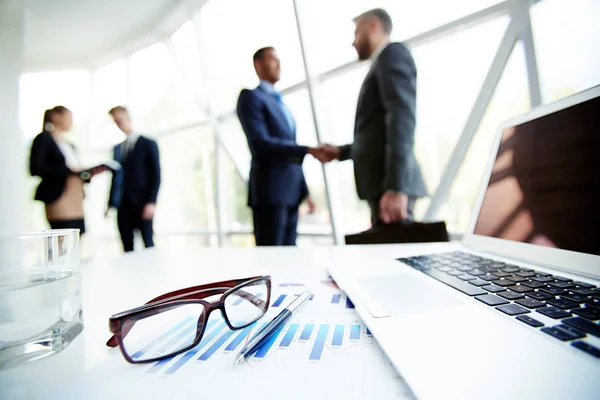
[272,294,286,307]
[131,316,196,360]
[147,320,220,374]
[159,322,227,375]
[350,325,361,340]
[332,325,344,346]
[309,325,330,361]
[224,323,256,352]
[331,294,341,304]
[151,318,217,359]
[299,324,314,341]
[232,296,244,306]
[254,325,285,358]
[279,323,300,347]
[197,330,235,361]
[310,294,314,301]
[366,328,372,336]
[346,298,355,309]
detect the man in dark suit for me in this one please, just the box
[237,47,323,246]
[324,9,428,225]
[106,106,161,252]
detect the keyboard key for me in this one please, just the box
[447,270,464,276]
[571,288,598,296]
[516,271,536,278]
[422,269,487,296]
[515,298,546,309]
[498,291,525,300]
[586,300,600,310]
[572,307,600,321]
[496,304,530,315]
[572,281,596,289]
[540,287,568,296]
[531,276,554,283]
[457,266,473,272]
[535,272,553,277]
[554,324,586,339]
[541,325,583,341]
[469,279,491,287]
[492,271,511,278]
[437,266,452,272]
[519,267,534,272]
[476,294,509,306]
[560,293,590,303]
[509,285,533,293]
[501,267,520,273]
[484,284,506,293]
[549,281,576,289]
[480,267,499,273]
[571,341,600,359]
[553,276,573,282]
[521,281,546,289]
[480,274,499,281]
[526,291,555,301]
[506,276,528,283]
[516,315,544,327]
[537,307,572,319]
[457,274,476,281]
[546,298,580,310]
[562,317,600,338]
[469,269,485,276]
[492,279,514,287]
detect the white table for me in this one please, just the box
[1,244,438,400]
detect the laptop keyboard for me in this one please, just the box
[398,251,600,359]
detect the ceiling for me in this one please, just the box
[23,0,207,72]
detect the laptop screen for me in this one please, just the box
[473,96,600,256]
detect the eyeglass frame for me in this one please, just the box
[107,275,271,364]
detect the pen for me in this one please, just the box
[234,290,312,364]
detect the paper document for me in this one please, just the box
[53,273,415,400]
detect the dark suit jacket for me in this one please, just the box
[30,131,73,204]
[237,85,309,207]
[108,136,161,209]
[339,42,427,200]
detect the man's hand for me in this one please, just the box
[308,144,340,163]
[142,203,156,221]
[379,191,408,224]
[306,196,316,214]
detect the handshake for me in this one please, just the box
[307,144,341,164]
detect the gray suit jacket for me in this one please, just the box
[339,42,427,200]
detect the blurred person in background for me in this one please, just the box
[30,106,106,233]
[237,47,321,246]
[106,106,161,253]
[319,9,428,225]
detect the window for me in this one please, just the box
[198,0,305,115]
[531,0,600,103]
[153,125,217,235]
[442,42,531,232]
[129,43,205,132]
[297,0,505,75]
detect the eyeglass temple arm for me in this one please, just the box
[106,280,267,348]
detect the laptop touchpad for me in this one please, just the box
[355,273,463,317]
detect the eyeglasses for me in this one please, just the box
[106,275,271,364]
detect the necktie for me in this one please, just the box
[272,92,295,132]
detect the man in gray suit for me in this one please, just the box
[323,8,427,225]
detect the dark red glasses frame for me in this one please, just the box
[107,275,271,364]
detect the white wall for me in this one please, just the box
[0,0,24,234]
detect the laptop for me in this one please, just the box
[329,86,600,400]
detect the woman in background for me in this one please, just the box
[29,106,101,233]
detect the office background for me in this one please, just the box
[4,0,600,258]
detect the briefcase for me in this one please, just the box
[344,221,449,245]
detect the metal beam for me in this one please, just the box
[293,0,341,245]
[516,0,543,107]
[424,18,520,220]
